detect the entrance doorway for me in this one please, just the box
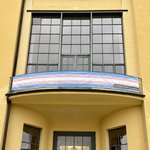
[53,132,95,150]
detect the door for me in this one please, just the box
[61,55,90,71]
[53,132,95,150]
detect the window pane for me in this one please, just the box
[104,66,113,73]
[51,26,60,34]
[38,65,47,72]
[113,34,122,43]
[50,35,60,43]
[119,128,127,144]
[109,130,119,145]
[38,54,48,64]
[39,44,49,53]
[62,36,71,44]
[93,65,102,72]
[32,25,40,33]
[41,18,51,24]
[93,26,102,33]
[52,18,60,24]
[103,44,113,53]
[103,54,113,64]
[30,44,39,53]
[66,136,74,150]
[27,65,36,73]
[93,18,101,24]
[72,36,80,44]
[81,45,90,54]
[93,54,102,64]
[41,26,50,33]
[83,65,89,71]
[62,45,71,54]
[63,26,71,34]
[31,35,40,43]
[57,136,65,150]
[40,35,50,43]
[81,19,90,25]
[75,137,82,150]
[83,137,91,150]
[103,25,112,33]
[49,54,59,64]
[114,44,123,53]
[114,54,124,64]
[72,45,80,54]
[50,44,59,53]
[93,35,102,43]
[72,26,80,34]
[28,54,37,64]
[81,26,90,34]
[72,20,80,25]
[103,35,112,43]
[115,66,124,74]
[113,25,122,33]
[113,18,121,24]
[63,19,71,25]
[120,145,128,150]
[110,145,118,150]
[49,65,58,71]
[33,18,41,24]
[81,36,90,44]
[102,18,112,24]
[21,142,31,149]
[93,44,102,53]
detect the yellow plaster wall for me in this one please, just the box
[1,0,150,149]
[0,0,22,148]
[100,107,146,150]
[6,105,101,150]
[5,105,51,150]
[6,105,146,150]
[131,1,150,149]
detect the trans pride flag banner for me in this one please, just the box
[11,71,142,94]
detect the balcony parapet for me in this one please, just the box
[10,71,142,95]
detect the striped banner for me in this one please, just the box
[11,71,142,94]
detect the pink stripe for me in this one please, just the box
[13,80,139,88]
[14,74,138,83]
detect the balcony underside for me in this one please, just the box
[9,90,143,124]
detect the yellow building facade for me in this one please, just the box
[0,0,150,150]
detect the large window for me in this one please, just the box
[53,132,95,150]
[109,127,128,150]
[21,125,41,150]
[27,12,125,74]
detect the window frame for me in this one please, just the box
[108,126,128,150]
[26,11,126,74]
[53,132,96,150]
[21,124,41,150]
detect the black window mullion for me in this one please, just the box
[47,18,51,71]
[35,17,42,73]
[112,17,116,73]
[90,12,93,71]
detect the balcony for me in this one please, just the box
[10,71,142,95]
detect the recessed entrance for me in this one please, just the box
[53,132,95,150]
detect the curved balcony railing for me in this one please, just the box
[10,71,142,95]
